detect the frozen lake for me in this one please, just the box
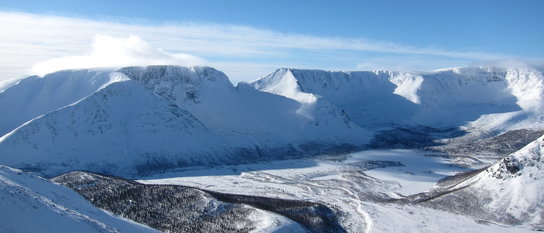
[139,150,528,233]
[140,149,465,197]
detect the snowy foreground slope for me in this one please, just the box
[0,165,312,233]
[418,134,544,230]
[0,165,159,233]
[53,171,338,233]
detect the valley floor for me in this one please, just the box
[139,150,534,233]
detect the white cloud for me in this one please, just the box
[471,59,544,71]
[355,55,469,71]
[32,35,206,76]
[0,11,515,84]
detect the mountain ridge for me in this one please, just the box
[0,66,369,177]
[0,65,543,177]
[249,66,544,130]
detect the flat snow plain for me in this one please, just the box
[140,150,533,233]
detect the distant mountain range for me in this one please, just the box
[0,65,542,176]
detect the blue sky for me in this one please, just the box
[0,0,543,83]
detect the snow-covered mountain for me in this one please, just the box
[0,65,542,177]
[0,80,232,176]
[0,66,368,177]
[420,134,544,230]
[0,64,543,232]
[0,69,127,136]
[0,165,159,233]
[472,134,544,229]
[118,66,368,145]
[249,67,544,130]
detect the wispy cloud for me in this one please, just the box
[0,11,511,84]
[32,35,206,76]
[355,54,470,72]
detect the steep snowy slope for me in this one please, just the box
[118,66,369,145]
[0,80,233,176]
[414,67,543,130]
[0,68,127,136]
[0,165,159,233]
[251,68,418,127]
[420,134,544,230]
[250,67,544,130]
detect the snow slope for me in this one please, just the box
[0,66,369,177]
[0,68,127,136]
[422,134,544,230]
[249,67,544,130]
[118,66,369,146]
[0,80,230,176]
[250,69,417,127]
[0,165,159,233]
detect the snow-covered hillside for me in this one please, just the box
[0,69,126,136]
[118,66,369,145]
[0,80,233,176]
[0,165,159,233]
[474,134,544,229]
[250,67,544,130]
[421,134,544,230]
[0,66,369,177]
